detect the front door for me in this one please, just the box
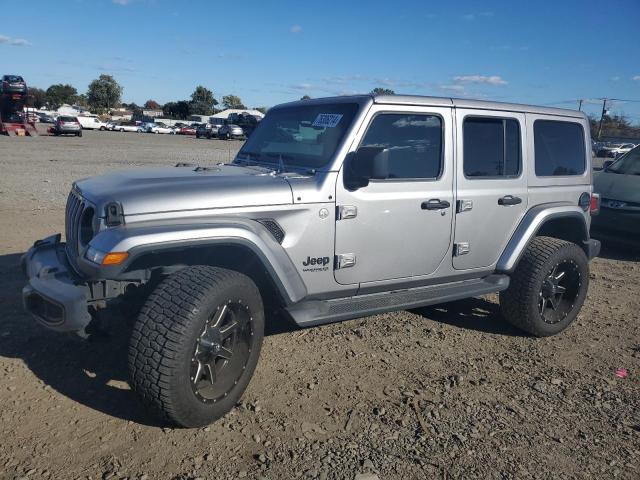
[453,109,528,270]
[334,105,454,285]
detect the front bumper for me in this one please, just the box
[22,234,92,334]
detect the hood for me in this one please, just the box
[593,170,640,203]
[75,164,293,216]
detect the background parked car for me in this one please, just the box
[610,143,636,158]
[77,116,107,130]
[116,122,144,133]
[218,123,244,140]
[177,125,197,135]
[195,124,211,138]
[207,118,224,138]
[228,112,261,137]
[592,145,640,245]
[150,123,175,134]
[105,121,119,131]
[0,75,27,94]
[37,112,56,124]
[51,116,82,136]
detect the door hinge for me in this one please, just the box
[335,253,356,269]
[456,200,473,213]
[454,242,470,256]
[337,205,358,220]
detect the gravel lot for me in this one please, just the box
[0,127,639,480]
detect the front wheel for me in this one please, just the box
[128,266,265,427]
[77,131,82,137]
[500,236,589,337]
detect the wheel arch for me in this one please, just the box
[497,205,589,273]
[82,221,308,306]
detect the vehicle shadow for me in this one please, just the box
[0,252,163,426]
[410,297,524,337]
[1,251,519,426]
[591,238,640,262]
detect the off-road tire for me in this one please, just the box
[500,236,589,337]
[128,266,264,427]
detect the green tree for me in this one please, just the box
[162,100,191,119]
[87,74,123,113]
[255,106,268,114]
[370,87,395,95]
[189,85,218,115]
[221,94,246,110]
[45,84,78,109]
[144,99,161,110]
[27,87,47,108]
[300,95,311,100]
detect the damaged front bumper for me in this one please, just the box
[21,234,92,335]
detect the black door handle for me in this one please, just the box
[498,195,522,206]
[422,199,451,210]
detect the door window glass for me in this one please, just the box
[463,117,521,178]
[359,114,443,179]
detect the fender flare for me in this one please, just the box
[496,204,589,273]
[79,218,308,305]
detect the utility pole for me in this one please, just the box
[578,99,583,111]
[597,98,607,140]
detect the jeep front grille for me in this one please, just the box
[65,189,85,260]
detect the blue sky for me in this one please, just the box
[1,0,639,121]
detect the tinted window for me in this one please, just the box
[534,120,585,176]
[59,116,76,122]
[463,117,521,178]
[358,114,442,179]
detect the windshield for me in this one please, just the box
[236,103,359,169]
[607,146,640,175]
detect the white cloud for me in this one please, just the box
[112,0,132,5]
[610,76,620,82]
[289,83,313,90]
[290,25,302,34]
[633,75,640,81]
[439,84,466,92]
[453,75,507,86]
[0,34,31,46]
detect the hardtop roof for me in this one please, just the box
[277,94,585,119]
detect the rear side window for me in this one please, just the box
[463,117,521,178]
[359,113,443,179]
[534,120,585,176]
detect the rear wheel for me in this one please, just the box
[77,131,82,137]
[128,266,264,427]
[500,236,589,337]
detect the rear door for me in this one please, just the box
[453,109,528,270]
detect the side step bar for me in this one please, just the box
[286,274,509,327]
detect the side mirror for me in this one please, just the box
[602,160,614,170]
[343,146,390,190]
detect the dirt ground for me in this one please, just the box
[0,127,638,480]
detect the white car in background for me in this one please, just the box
[77,116,107,130]
[150,123,176,134]
[610,143,636,158]
[117,123,144,133]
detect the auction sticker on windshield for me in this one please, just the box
[312,113,343,128]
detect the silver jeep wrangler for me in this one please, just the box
[22,94,601,427]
